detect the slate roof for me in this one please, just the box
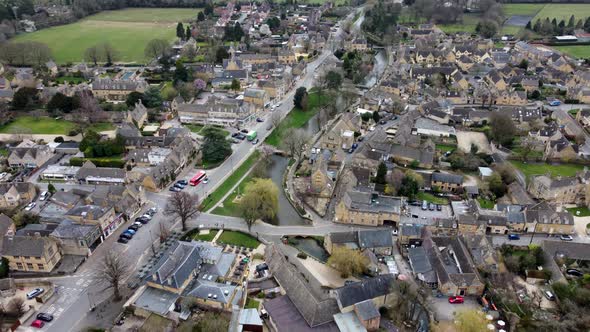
[358,230,393,249]
[65,205,111,220]
[354,300,380,321]
[542,241,590,261]
[264,295,339,332]
[333,274,395,308]
[50,219,99,240]
[2,236,56,257]
[184,279,237,304]
[432,172,463,185]
[408,246,432,274]
[151,241,202,289]
[343,191,401,214]
[133,286,179,316]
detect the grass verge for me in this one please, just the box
[200,151,260,211]
[417,192,448,205]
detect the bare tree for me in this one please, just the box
[270,112,282,129]
[165,192,200,231]
[100,42,118,65]
[8,297,27,317]
[95,251,131,301]
[84,46,101,66]
[28,42,52,67]
[518,138,535,161]
[281,128,310,160]
[158,221,171,242]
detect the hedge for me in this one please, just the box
[70,157,126,168]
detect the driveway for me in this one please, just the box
[430,296,480,321]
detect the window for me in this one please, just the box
[48,247,54,255]
[23,256,30,259]
[16,263,23,270]
[26,263,33,269]
[37,264,44,270]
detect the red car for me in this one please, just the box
[31,320,45,328]
[448,296,464,304]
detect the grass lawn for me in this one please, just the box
[435,144,456,153]
[533,4,590,22]
[244,297,260,310]
[265,91,326,147]
[510,161,585,179]
[568,109,580,116]
[478,198,495,209]
[417,192,448,205]
[439,13,480,34]
[55,76,87,84]
[503,4,545,17]
[553,46,590,59]
[186,124,204,133]
[566,206,590,217]
[11,8,200,64]
[211,175,253,217]
[0,148,8,156]
[192,229,218,242]
[88,122,116,132]
[0,116,76,134]
[200,151,260,212]
[217,230,260,249]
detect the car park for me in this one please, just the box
[508,234,520,240]
[125,229,136,235]
[26,288,45,299]
[36,313,54,322]
[421,201,428,210]
[31,320,45,328]
[25,202,36,211]
[448,296,464,304]
[560,234,573,241]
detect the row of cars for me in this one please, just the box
[118,207,157,244]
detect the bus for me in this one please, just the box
[189,171,207,186]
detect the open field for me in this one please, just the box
[510,161,585,179]
[503,4,544,17]
[553,45,590,59]
[533,4,590,22]
[0,116,114,135]
[11,8,200,64]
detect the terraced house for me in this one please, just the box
[2,235,62,273]
[335,191,402,227]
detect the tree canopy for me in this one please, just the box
[202,126,232,164]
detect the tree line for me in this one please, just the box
[0,41,52,67]
[526,15,590,36]
[70,0,211,18]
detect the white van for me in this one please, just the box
[39,191,49,201]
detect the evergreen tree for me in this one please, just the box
[533,19,541,33]
[525,21,531,30]
[197,11,205,21]
[568,15,575,28]
[585,17,590,33]
[185,26,191,40]
[576,19,584,29]
[176,22,185,40]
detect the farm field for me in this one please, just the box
[533,4,590,22]
[553,45,590,59]
[11,8,200,64]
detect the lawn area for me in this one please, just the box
[200,151,260,212]
[265,91,327,147]
[192,229,218,242]
[503,4,545,17]
[510,161,586,179]
[553,45,590,60]
[0,148,8,156]
[477,198,495,209]
[185,124,204,133]
[217,230,260,249]
[533,4,590,22]
[417,192,448,205]
[88,122,116,132]
[435,144,456,153]
[0,116,76,134]
[245,297,260,310]
[55,76,88,84]
[568,109,580,116]
[566,206,590,217]
[439,13,480,34]
[11,8,200,64]
[211,175,253,217]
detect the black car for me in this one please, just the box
[128,225,140,231]
[177,180,188,186]
[256,117,264,122]
[137,217,149,224]
[231,132,239,138]
[36,313,54,322]
[240,129,249,133]
[436,204,442,211]
[117,237,129,244]
[566,269,584,277]
[236,134,246,140]
[120,233,132,240]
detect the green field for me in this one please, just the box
[192,229,219,242]
[533,4,590,22]
[503,4,545,17]
[566,206,590,217]
[554,46,590,59]
[417,192,448,205]
[510,161,585,179]
[0,116,114,135]
[11,8,200,64]
[217,230,260,248]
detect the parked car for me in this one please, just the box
[36,313,54,322]
[203,178,209,184]
[436,204,442,211]
[142,214,152,221]
[148,207,157,215]
[560,234,573,241]
[26,288,45,300]
[236,134,246,140]
[351,143,358,149]
[117,237,129,244]
[448,296,464,304]
[428,203,435,211]
[566,268,584,277]
[379,120,387,125]
[543,290,556,301]
[31,320,45,328]
[0,172,7,179]
[252,138,260,145]
[125,229,136,235]
[508,234,520,240]
[120,233,132,240]
[256,117,264,122]
[240,129,249,134]
[39,191,50,201]
[24,202,36,211]
[176,180,188,186]
[133,221,143,228]
[169,186,181,192]
[421,201,428,210]
[231,132,240,138]
[128,225,140,231]
[174,183,186,189]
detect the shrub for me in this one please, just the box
[297,252,308,259]
[68,129,80,136]
[54,136,64,143]
[70,157,126,168]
